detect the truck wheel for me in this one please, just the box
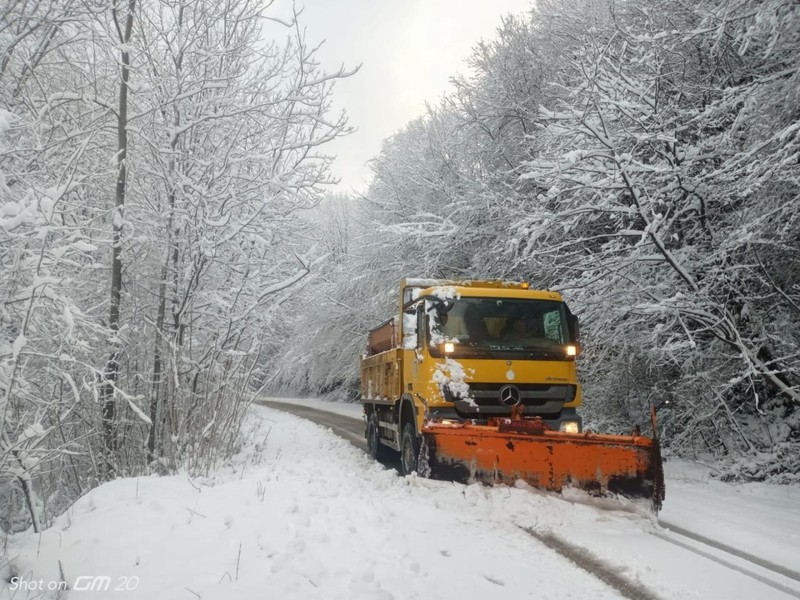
[400,422,420,475]
[367,411,392,463]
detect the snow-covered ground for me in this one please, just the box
[3,401,800,600]
[659,460,800,574]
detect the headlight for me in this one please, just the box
[443,342,455,354]
[560,421,580,433]
[565,345,577,357]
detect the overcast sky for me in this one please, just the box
[271,0,533,192]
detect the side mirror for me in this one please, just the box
[567,313,581,349]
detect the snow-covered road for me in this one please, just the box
[3,400,800,600]
[257,397,800,599]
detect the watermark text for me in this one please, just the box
[9,575,140,592]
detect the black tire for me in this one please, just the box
[400,422,420,475]
[366,410,392,463]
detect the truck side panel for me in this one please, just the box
[360,349,403,402]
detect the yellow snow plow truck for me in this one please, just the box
[360,278,665,511]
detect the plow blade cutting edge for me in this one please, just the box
[421,419,665,512]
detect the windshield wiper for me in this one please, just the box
[462,344,497,358]
[523,350,562,359]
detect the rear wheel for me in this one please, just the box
[400,422,420,475]
[366,410,392,463]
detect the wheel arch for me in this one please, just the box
[399,394,418,434]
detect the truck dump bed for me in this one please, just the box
[366,318,395,356]
[360,349,402,401]
[362,318,402,401]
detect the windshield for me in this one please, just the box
[428,297,570,359]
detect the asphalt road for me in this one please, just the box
[255,399,368,452]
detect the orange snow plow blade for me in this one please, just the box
[421,419,665,511]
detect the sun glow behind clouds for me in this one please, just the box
[270,0,533,191]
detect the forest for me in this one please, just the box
[2,0,798,533]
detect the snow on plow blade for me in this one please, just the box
[422,420,665,511]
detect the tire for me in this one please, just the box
[366,410,392,463]
[400,422,420,475]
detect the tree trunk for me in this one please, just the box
[101,0,136,477]
[148,4,183,465]
[147,272,166,463]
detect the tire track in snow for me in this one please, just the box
[652,526,800,599]
[658,519,800,585]
[520,527,664,600]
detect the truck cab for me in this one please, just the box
[361,278,583,470]
[399,279,582,430]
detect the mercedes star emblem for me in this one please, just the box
[499,384,521,407]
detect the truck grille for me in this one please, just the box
[446,383,574,416]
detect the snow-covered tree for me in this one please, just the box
[1,0,352,532]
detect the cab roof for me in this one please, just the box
[401,278,563,303]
